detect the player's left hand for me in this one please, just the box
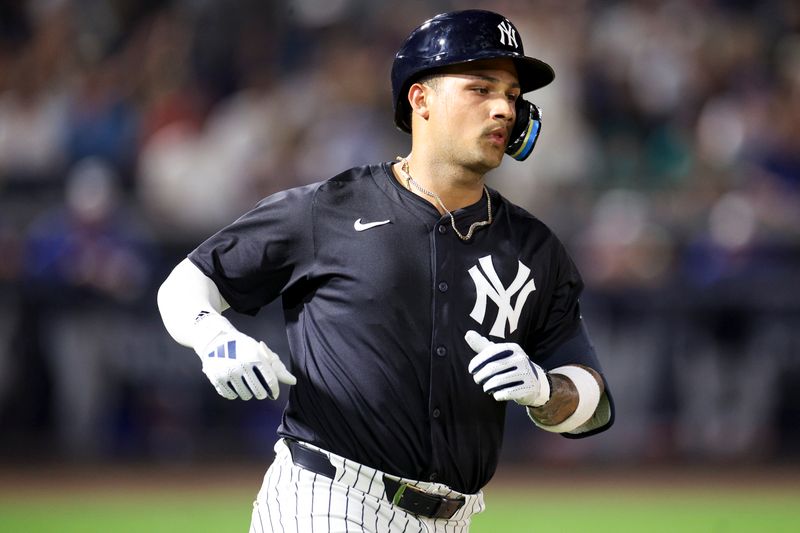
[465,331,551,407]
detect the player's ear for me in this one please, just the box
[407,82,431,123]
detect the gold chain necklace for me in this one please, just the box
[395,157,492,241]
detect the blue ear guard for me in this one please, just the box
[506,100,542,161]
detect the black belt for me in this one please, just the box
[286,438,337,478]
[382,477,465,520]
[285,440,465,520]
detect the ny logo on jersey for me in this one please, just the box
[497,20,518,48]
[468,255,536,338]
[208,340,237,359]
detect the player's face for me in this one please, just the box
[427,58,520,174]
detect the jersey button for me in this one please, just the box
[437,225,447,234]
[432,408,441,418]
[429,472,439,481]
[437,281,448,292]
[435,346,447,357]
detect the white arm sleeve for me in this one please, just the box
[157,258,234,350]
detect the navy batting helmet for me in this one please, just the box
[391,10,555,133]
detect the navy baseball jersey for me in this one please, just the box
[189,162,613,494]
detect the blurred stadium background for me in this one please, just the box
[1,0,799,531]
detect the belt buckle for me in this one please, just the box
[390,482,465,520]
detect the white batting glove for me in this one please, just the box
[465,330,550,407]
[193,315,296,401]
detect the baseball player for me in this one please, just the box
[158,9,613,532]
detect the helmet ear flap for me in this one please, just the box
[506,100,542,161]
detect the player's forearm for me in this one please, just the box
[528,366,605,426]
[157,258,231,348]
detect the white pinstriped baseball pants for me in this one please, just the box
[249,439,486,533]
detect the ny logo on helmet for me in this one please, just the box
[497,21,518,48]
[468,255,536,338]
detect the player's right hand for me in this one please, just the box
[196,332,296,401]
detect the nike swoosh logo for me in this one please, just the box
[354,218,391,231]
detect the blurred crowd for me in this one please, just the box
[1,0,799,466]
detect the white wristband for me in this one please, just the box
[529,365,601,434]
